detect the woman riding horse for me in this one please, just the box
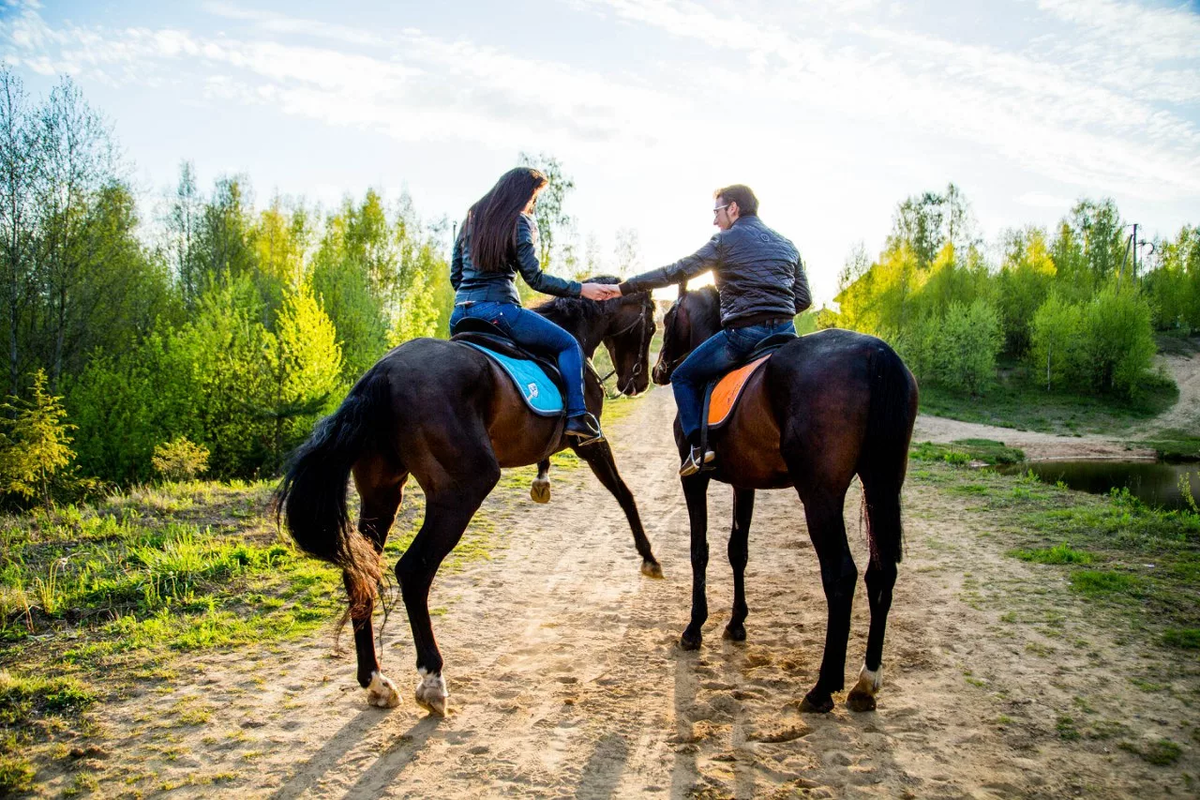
[451,166,613,445]
[276,267,660,715]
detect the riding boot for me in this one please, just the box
[564,412,604,446]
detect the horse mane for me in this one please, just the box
[533,275,634,328]
[687,285,722,334]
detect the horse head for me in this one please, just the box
[652,283,720,385]
[601,288,656,397]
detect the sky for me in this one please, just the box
[2,0,1198,304]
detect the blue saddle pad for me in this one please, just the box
[462,342,564,417]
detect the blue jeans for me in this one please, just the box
[672,319,796,442]
[451,301,588,417]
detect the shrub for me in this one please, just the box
[1081,283,1156,396]
[151,437,210,482]
[938,299,1002,394]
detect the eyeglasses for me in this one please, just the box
[712,204,729,215]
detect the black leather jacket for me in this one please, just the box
[451,214,581,305]
[618,216,810,326]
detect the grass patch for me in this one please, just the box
[1069,569,1140,597]
[1120,739,1183,766]
[918,364,1178,435]
[1161,628,1200,649]
[1010,544,1094,564]
[1140,428,1200,463]
[0,754,34,795]
[917,459,1200,642]
[910,439,1025,466]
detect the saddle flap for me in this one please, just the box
[455,338,566,417]
[707,355,771,429]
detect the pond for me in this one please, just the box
[1000,460,1200,512]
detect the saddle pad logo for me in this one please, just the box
[526,382,539,400]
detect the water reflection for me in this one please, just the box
[999,460,1200,511]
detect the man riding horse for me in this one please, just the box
[597,184,810,475]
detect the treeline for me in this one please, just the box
[0,68,454,493]
[825,184,1198,397]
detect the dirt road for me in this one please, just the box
[77,386,1200,796]
[82,388,1197,799]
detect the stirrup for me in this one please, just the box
[679,446,716,477]
[564,413,604,447]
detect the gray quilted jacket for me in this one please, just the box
[618,215,810,326]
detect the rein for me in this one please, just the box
[594,294,654,398]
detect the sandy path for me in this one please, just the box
[914,349,1199,461]
[76,389,1198,799]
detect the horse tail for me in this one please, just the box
[274,370,390,613]
[857,341,918,566]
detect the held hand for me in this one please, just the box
[580,283,622,301]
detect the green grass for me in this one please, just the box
[918,364,1178,435]
[909,461,1200,636]
[1010,543,1094,564]
[1120,739,1183,766]
[0,475,508,794]
[911,439,1025,466]
[1139,428,1200,463]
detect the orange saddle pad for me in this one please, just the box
[708,356,771,428]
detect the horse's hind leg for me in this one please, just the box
[396,462,498,716]
[531,458,551,504]
[847,483,902,712]
[723,487,754,641]
[574,439,661,577]
[349,458,407,708]
[797,491,857,714]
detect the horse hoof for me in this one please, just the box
[530,479,551,504]
[846,689,877,712]
[799,691,834,714]
[366,671,401,709]
[722,623,746,642]
[679,630,702,651]
[415,671,449,716]
[641,560,664,579]
[846,665,881,712]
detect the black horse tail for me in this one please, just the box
[274,371,390,614]
[857,341,918,566]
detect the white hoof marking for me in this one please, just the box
[367,671,401,708]
[853,664,883,695]
[415,669,449,716]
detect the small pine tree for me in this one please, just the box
[0,369,77,506]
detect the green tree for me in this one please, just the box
[997,226,1056,356]
[1082,283,1155,396]
[262,283,342,470]
[1028,293,1083,390]
[0,369,75,506]
[938,299,1002,394]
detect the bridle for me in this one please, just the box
[594,293,654,396]
[653,295,693,379]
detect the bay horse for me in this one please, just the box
[654,285,917,713]
[276,280,660,715]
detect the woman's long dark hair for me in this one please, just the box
[460,167,547,273]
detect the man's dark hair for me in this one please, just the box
[460,167,548,272]
[714,184,758,216]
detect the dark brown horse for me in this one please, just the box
[277,283,660,715]
[653,285,918,713]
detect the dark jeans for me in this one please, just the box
[672,319,796,442]
[450,300,588,417]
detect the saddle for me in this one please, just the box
[449,317,567,417]
[698,332,797,455]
